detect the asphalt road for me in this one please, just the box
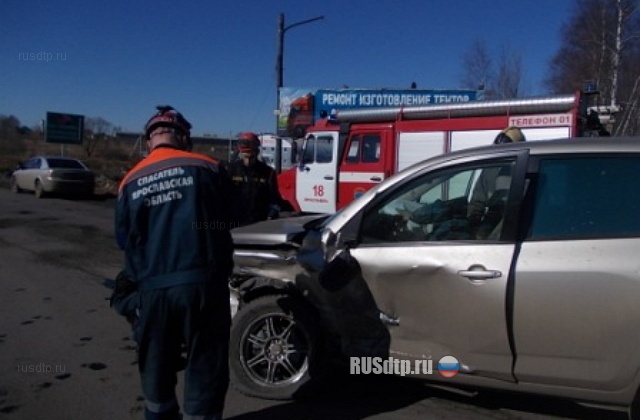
[0,187,628,419]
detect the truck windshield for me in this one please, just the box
[301,134,334,164]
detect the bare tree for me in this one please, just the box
[84,117,113,157]
[547,0,640,135]
[494,46,523,99]
[609,0,640,108]
[0,115,21,139]
[459,39,524,99]
[0,115,27,156]
[460,39,494,92]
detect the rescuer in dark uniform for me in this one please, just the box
[227,132,281,226]
[115,105,234,420]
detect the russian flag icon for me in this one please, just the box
[437,356,459,378]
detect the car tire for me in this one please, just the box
[34,180,45,199]
[10,176,22,193]
[229,294,322,400]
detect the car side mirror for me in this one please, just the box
[322,227,359,262]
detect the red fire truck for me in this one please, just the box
[277,91,604,214]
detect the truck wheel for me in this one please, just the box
[229,294,322,400]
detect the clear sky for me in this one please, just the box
[0,0,573,137]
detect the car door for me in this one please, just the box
[513,154,640,392]
[16,158,39,190]
[337,130,388,209]
[349,150,528,382]
[296,133,338,213]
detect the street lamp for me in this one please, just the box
[275,12,324,173]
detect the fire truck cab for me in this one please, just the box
[278,91,600,214]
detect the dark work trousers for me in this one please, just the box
[137,281,230,419]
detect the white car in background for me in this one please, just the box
[10,156,95,198]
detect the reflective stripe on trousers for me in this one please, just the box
[144,398,222,420]
[145,397,179,420]
[182,413,222,420]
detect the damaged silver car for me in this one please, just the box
[229,137,640,418]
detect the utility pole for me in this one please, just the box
[275,12,324,173]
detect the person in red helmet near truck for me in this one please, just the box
[227,132,282,226]
[114,105,234,420]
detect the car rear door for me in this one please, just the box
[350,150,529,382]
[16,158,40,190]
[513,154,640,392]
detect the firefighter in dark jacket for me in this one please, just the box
[114,105,234,420]
[227,132,281,226]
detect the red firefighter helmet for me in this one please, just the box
[144,105,192,140]
[237,132,260,154]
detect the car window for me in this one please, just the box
[360,160,516,243]
[528,156,640,239]
[301,136,315,164]
[362,134,380,163]
[25,158,40,169]
[302,135,333,164]
[316,135,333,163]
[47,158,85,169]
[346,137,360,163]
[345,134,381,164]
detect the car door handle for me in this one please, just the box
[457,265,502,281]
[370,176,382,182]
[324,175,334,180]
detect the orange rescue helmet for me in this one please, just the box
[144,105,192,141]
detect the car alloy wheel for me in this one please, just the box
[230,294,320,399]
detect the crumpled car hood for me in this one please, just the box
[230,215,327,282]
[231,215,327,248]
[230,216,390,360]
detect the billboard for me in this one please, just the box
[278,88,481,137]
[45,112,84,144]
